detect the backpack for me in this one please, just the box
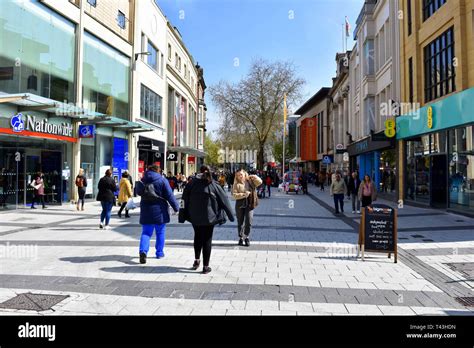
[140,183,166,204]
[75,176,84,188]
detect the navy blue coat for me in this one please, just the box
[136,170,179,225]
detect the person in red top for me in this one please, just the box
[265,174,273,198]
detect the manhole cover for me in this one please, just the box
[0,293,69,311]
[411,235,425,238]
[455,297,474,307]
[446,263,474,279]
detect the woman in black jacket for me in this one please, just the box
[182,166,234,274]
[96,169,117,230]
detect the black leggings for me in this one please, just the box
[78,188,86,208]
[118,202,129,216]
[32,194,45,208]
[193,225,214,266]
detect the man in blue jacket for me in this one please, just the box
[136,165,179,264]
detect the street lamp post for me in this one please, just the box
[282,94,287,179]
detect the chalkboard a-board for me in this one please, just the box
[358,204,398,263]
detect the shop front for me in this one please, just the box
[137,136,165,178]
[397,87,474,215]
[0,107,75,208]
[347,133,396,194]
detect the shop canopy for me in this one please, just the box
[167,146,207,158]
[0,92,154,133]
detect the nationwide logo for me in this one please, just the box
[11,113,25,132]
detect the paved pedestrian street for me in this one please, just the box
[0,186,473,316]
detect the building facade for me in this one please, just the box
[0,0,205,209]
[397,0,474,215]
[165,23,205,177]
[347,0,400,196]
[295,88,331,173]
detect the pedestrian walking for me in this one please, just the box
[347,171,361,213]
[30,172,46,209]
[232,169,263,247]
[300,171,308,194]
[96,169,117,229]
[182,166,234,274]
[330,172,347,214]
[117,172,133,218]
[136,165,179,264]
[319,171,326,191]
[265,174,272,197]
[75,168,87,211]
[358,174,377,208]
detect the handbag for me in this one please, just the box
[125,197,137,210]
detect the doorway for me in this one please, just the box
[431,154,448,208]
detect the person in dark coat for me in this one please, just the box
[75,168,88,211]
[347,171,362,213]
[136,165,179,264]
[96,169,117,229]
[182,166,234,274]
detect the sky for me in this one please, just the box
[157,0,365,136]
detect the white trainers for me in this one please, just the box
[356,210,360,214]
[352,210,355,214]
[104,225,111,230]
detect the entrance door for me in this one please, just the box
[25,154,40,205]
[431,154,448,208]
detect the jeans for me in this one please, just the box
[333,194,344,213]
[351,193,361,212]
[100,201,113,225]
[267,184,271,197]
[235,200,254,238]
[140,223,166,257]
[320,182,325,191]
[193,225,214,266]
[77,188,86,208]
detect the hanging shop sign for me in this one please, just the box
[167,152,178,161]
[78,125,95,138]
[188,156,196,165]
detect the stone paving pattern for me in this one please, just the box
[0,184,473,315]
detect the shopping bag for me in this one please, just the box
[125,197,137,210]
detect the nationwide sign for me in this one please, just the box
[1,113,76,143]
[11,113,73,137]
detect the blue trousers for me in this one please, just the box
[100,201,113,225]
[140,224,166,258]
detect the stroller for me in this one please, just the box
[257,184,266,198]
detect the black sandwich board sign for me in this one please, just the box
[358,204,398,263]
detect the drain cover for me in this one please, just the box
[0,293,69,311]
[411,235,425,238]
[455,297,474,307]
[446,263,474,279]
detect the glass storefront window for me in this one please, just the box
[406,136,431,204]
[83,31,130,119]
[0,1,75,103]
[448,126,474,212]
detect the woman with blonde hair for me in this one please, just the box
[75,168,88,211]
[232,169,262,247]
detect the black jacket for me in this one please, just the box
[96,176,117,202]
[347,176,361,195]
[182,176,234,226]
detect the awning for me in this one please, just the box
[0,93,154,133]
[0,92,102,119]
[81,116,154,133]
[167,146,207,158]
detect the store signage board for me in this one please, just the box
[167,152,178,161]
[358,204,397,263]
[79,125,95,138]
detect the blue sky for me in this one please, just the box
[157,0,365,135]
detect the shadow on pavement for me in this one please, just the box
[100,265,196,274]
[60,255,139,265]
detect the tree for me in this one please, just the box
[210,59,305,169]
[204,133,221,168]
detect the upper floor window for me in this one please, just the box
[87,0,97,6]
[140,84,162,125]
[423,0,447,21]
[407,0,412,35]
[147,40,158,71]
[184,64,187,78]
[168,44,172,61]
[178,57,182,71]
[117,11,125,29]
[424,27,455,102]
[363,39,374,76]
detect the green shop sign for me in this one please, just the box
[396,87,474,139]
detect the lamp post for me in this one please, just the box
[282,94,287,179]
